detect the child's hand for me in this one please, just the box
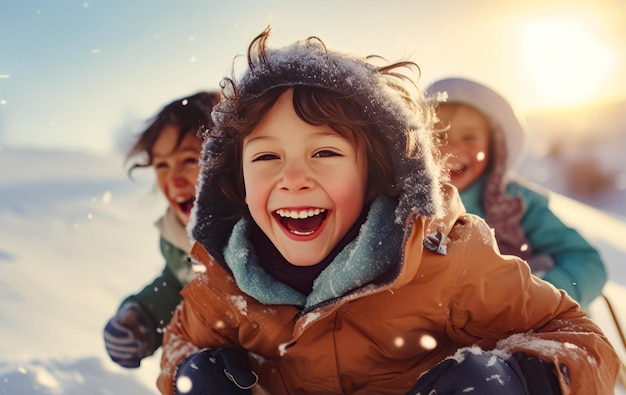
[174,348,258,395]
[408,349,535,395]
[103,301,156,368]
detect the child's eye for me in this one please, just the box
[183,156,199,165]
[252,153,279,162]
[313,150,340,158]
[153,161,168,170]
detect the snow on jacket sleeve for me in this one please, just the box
[445,215,620,394]
[157,300,201,394]
[156,258,250,394]
[509,183,607,308]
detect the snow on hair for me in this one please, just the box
[189,27,443,260]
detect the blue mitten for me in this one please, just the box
[408,349,530,395]
[103,301,156,368]
[175,348,258,395]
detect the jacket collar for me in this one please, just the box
[223,196,403,310]
[155,207,193,254]
[220,184,465,311]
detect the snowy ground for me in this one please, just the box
[0,149,164,394]
[0,148,624,394]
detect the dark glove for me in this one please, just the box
[508,352,562,395]
[103,301,156,368]
[408,349,529,395]
[174,348,258,395]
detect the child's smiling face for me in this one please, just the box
[152,125,202,226]
[242,88,368,267]
[436,103,491,192]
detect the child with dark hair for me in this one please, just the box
[103,91,220,368]
[157,28,619,394]
[425,77,607,309]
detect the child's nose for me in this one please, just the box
[171,174,189,188]
[170,168,190,188]
[279,160,312,191]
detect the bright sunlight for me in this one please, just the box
[519,18,617,109]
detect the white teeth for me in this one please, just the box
[292,230,315,236]
[276,208,325,219]
[446,162,463,171]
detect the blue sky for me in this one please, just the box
[1,0,624,153]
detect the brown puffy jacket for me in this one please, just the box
[157,185,619,394]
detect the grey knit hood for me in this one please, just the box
[189,31,443,265]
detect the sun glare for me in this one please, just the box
[520,18,617,109]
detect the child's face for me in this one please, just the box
[152,125,202,226]
[242,89,368,267]
[436,103,491,192]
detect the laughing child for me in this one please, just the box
[425,77,606,309]
[157,28,619,394]
[103,91,219,368]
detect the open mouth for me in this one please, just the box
[177,197,195,216]
[446,162,466,175]
[274,208,328,236]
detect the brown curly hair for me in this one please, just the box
[206,27,436,216]
[126,91,220,176]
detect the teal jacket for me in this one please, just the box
[424,78,606,309]
[461,177,606,308]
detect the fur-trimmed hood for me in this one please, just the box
[189,33,443,265]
